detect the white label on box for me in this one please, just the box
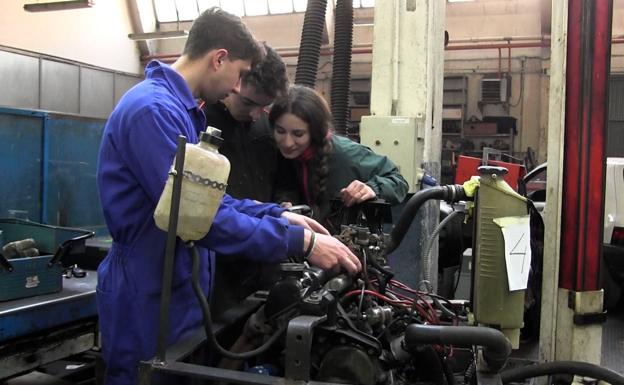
[25,275,40,288]
[391,117,410,125]
[493,215,532,291]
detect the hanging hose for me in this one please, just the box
[500,361,624,385]
[295,0,328,87]
[387,185,469,255]
[330,0,353,135]
[188,243,286,359]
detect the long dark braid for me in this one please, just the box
[309,134,331,214]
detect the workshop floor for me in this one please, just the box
[602,303,624,374]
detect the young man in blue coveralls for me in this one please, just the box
[96,7,361,385]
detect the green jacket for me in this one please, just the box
[278,135,408,208]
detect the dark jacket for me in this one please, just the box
[325,135,408,204]
[203,102,279,202]
[203,102,298,314]
[278,135,409,227]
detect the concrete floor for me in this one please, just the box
[601,304,624,374]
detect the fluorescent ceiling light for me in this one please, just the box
[24,0,94,12]
[128,30,189,41]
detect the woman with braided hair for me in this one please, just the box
[269,85,408,231]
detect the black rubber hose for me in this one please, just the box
[404,324,512,373]
[295,0,328,87]
[189,244,286,359]
[387,185,468,254]
[330,0,353,135]
[464,360,476,385]
[439,351,457,385]
[500,361,624,385]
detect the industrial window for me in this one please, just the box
[153,0,305,22]
[153,0,374,23]
[353,0,375,7]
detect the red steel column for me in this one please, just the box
[560,0,613,291]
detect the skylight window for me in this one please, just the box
[353,0,375,7]
[268,0,293,14]
[244,0,269,16]
[153,0,315,22]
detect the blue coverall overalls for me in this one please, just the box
[96,61,303,385]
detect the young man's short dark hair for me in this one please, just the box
[184,7,263,66]
[242,43,288,99]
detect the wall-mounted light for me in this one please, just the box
[128,30,189,41]
[24,0,94,12]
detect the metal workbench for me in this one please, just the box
[0,271,98,379]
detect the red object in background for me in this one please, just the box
[454,155,526,191]
[489,160,526,190]
[559,0,611,292]
[455,156,481,185]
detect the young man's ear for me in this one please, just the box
[211,49,229,70]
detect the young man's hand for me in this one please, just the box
[340,180,376,207]
[280,211,330,235]
[305,231,362,275]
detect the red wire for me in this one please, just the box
[366,281,436,323]
[387,282,439,324]
[370,279,455,352]
[343,289,411,307]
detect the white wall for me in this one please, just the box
[0,0,141,74]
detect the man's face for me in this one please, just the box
[223,84,274,122]
[200,57,251,104]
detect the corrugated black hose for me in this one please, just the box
[295,0,328,87]
[330,0,353,135]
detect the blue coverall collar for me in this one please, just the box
[145,60,199,111]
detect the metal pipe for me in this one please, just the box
[446,41,550,50]
[449,35,549,44]
[141,38,624,63]
[498,48,502,78]
[391,0,400,113]
[155,135,187,362]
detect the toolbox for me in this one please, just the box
[0,219,94,302]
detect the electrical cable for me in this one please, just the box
[189,243,285,359]
[336,302,383,353]
[358,247,368,314]
[451,233,464,298]
[423,210,463,287]
[500,361,624,385]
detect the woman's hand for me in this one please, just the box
[340,180,376,207]
[280,211,330,235]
